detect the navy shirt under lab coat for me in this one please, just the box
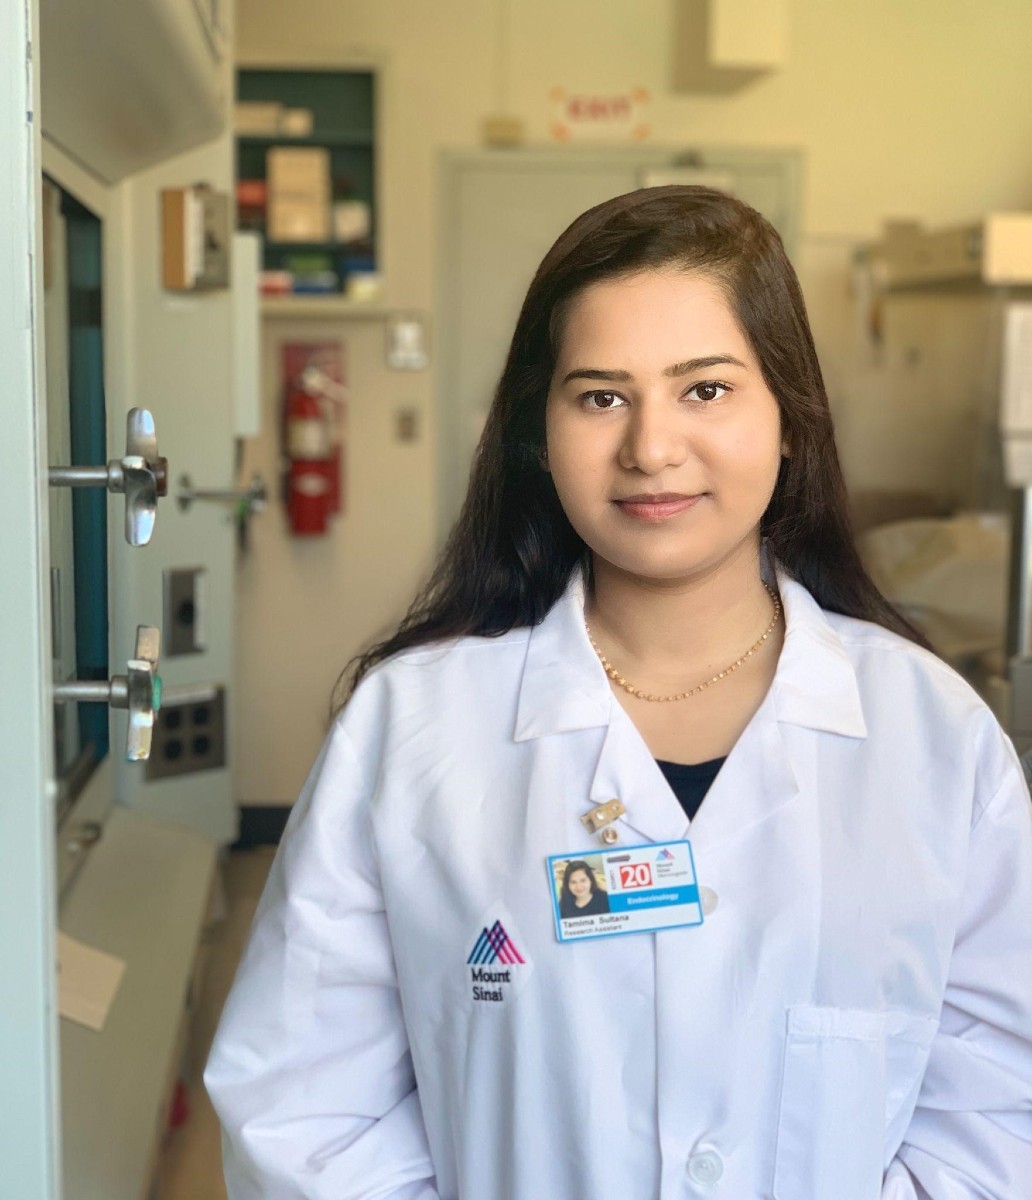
[204,562,1032,1199]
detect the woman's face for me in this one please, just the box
[568,868,593,902]
[544,269,787,584]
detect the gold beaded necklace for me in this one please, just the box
[585,583,782,703]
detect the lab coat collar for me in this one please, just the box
[513,557,868,744]
[769,565,869,741]
[513,566,612,742]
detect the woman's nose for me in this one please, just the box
[617,401,689,474]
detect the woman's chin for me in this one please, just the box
[590,533,762,586]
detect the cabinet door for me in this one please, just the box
[437,148,800,539]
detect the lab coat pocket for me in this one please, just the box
[772,1005,938,1200]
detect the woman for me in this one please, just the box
[558,859,610,919]
[205,187,1032,1199]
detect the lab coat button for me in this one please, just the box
[687,1149,723,1186]
[699,887,719,915]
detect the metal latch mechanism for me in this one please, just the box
[176,472,267,515]
[52,625,162,762]
[48,408,168,546]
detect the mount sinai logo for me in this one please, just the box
[466,920,526,1002]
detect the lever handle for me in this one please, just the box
[52,625,162,762]
[48,409,168,546]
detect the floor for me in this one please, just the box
[153,845,276,1200]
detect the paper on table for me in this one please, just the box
[57,931,127,1032]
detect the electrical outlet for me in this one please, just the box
[146,684,226,780]
[163,567,206,655]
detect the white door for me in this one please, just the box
[0,1,61,1195]
[437,147,801,539]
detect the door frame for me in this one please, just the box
[41,138,120,899]
[0,0,61,1195]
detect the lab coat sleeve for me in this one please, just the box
[203,720,441,1200]
[882,754,1032,1199]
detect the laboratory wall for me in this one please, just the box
[234,0,1032,806]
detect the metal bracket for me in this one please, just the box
[580,799,626,835]
[176,471,267,515]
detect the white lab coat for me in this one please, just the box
[205,562,1032,1199]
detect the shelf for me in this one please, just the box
[238,68,379,316]
[260,295,391,319]
[261,240,372,254]
[238,131,373,148]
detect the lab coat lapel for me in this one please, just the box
[687,563,868,855]
[514,567,691,844]
[684,685,799,855]
[513,568,610,742]
[588,698,692,845]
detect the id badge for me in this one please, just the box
[547,840,703,942]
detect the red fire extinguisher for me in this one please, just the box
[284,378,334,535]
[300,365,346,517]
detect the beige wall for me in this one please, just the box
[234,312,436,805]
[234,0,1032,804]
[239,0,1032,247]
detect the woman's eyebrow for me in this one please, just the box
[560,354,747,386]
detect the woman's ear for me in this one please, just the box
[780,434,791,459]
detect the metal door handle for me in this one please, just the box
[48,408,169,546]
[52,625,162,762]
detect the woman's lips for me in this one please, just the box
[614,493,703,521]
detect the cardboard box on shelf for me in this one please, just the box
[268,146,330,190]
[268,201,330,243]
[234,102,283,135]
[267,147,331,242]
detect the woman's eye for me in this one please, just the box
[689,381,730,403]
[582,391,626,411]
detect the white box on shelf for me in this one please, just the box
[333,199,371,243]
[280,107,314,136]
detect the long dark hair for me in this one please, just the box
[331,185,928,717]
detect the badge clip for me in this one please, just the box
[581,799,625,844]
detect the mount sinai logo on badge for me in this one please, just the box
[466,919,531,1002]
